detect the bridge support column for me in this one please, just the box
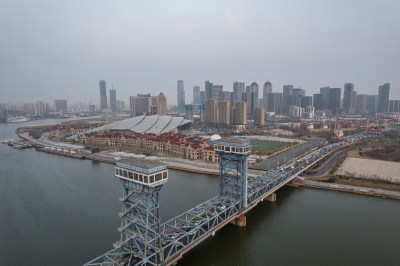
[230,215,246,227]
[265,193,276,202]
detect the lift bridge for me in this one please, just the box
[85,135,368,265]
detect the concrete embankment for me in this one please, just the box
[295,179,400,200]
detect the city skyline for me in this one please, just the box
[1,1,399,103]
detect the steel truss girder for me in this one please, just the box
[86,134,370,266]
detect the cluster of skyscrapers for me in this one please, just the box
[180,80,395,126]
[99,80,117,113]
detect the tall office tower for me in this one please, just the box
[254,107,265,126]
[356,94,367,114]
[233,82,245,102]
[263,81,272,111]
[366,95,379,114]
[177,80,185,110]
[218,100,230,125]
[99,80,107,111]
[242,91,253,115]
[328,88,341,114]
[54,100,67,114]
[378,83,390,112]
[193,86,201,104]
[291,88,305,107]
[110,89,117,112]
[156,93,167,116]
[213,85,223,101]
[301,96,313,108]
[34,101,45,116]
[234,101,247,125]
[343,83,355,114]
[200,91,206,105]
[205,98,217,124]
[250,82,259,108]
[282,85,294,114]
[267,92,283,114]
[313,94,323,110]
[205,80,214,100]
[320,87,330,110]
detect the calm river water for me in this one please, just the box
[1,120,399,266]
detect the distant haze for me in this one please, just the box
[0,0,399,105]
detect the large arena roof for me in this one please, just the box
[69,115,191,138]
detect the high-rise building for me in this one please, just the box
[200,91,206,105]
[343,83,355,114]
[218,100,230,125]
[205,98,217,124]
[250,82,259,109]
[213,85,223,101]
[156,93,167,116]
[130,93,167,116]
[0,104,7,123]
[366,95,379,114]
[185,104,194,121]
[267,93,282,114]
[290,88,305,107]
[177,80,185,110]
[233,101,247,125]
[328,88,341,114]
[54,100,67,114]
[193,86,201,105]
[254,107,265,126]
[34,101,45,116]
[320,87,330,110]
[378,83,390,112]
[301,96,313,108]
[263,82,272,111]
[385,100,400,112]
[233,82,245,102]
[313,94,323,110]
[99,80,107,111]
[355,94,367,114]
[205,80,214,100]
[282,85,294,114]
[110,89,117,112]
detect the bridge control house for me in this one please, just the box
[115,158,168,186]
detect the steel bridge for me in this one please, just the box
[85,134,370,266]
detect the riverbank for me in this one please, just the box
[295,179,400,200]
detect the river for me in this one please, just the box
[0,120,399,265]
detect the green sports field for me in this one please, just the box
[250,139,287,153]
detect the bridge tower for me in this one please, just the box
[88,158,168,266]
[214,139,251,210]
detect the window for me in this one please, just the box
[163,172,168,179]
[134,173,138,181]
[150,175,154,183]
[123,171,127,177]
[225,146,230,152]
[139,175,143,182]
[144,175,148,184]
[129,172,133,179]
[232,147,236,152]
[238,148,243,153]
[115,169,119,175]
[155,173,162,181]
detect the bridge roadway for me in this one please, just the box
[86,134,369,266]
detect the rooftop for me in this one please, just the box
[118,158,165,169]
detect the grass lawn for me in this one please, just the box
[250,139,287,153]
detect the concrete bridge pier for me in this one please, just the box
[265,193,276,202]
[230,214,246,227]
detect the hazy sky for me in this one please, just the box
[1,0,399,106]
